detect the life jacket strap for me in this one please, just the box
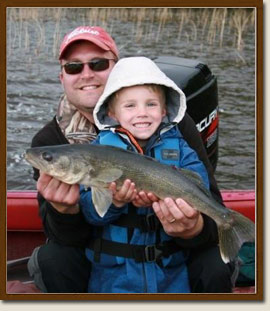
[88,239,180,263]
[112,213,160,232]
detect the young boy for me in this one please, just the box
[79,56,210,293]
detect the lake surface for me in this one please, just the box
[6,8,256,191]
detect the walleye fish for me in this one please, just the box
[24,143,255,263]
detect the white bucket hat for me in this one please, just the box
[93,56,186,130]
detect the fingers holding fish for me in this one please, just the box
[166,197,203,231]
[132,191,159,207]
[152,199,182,231]
[110,179,137,208]
[170,198,204,237]
[159,198,181,223]
[152,197,204,238]
[174,198,199,219]
[37,172,80,213]
[132,191,149,207]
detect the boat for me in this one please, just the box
[5,56,255,294]
[6,189,255,294]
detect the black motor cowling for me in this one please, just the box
[154,56,219,171]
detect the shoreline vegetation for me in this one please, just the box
[7,7,255,58]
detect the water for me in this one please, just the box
[6,9,256,191]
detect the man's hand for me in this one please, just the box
[37,172,80,214]
[152,197,204,238]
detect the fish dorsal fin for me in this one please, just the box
[180,168,211,197]
[92,187,113,217]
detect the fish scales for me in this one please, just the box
[97,147,230,222]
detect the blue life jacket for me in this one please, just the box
[81,127,209,293]
[99,129,181,166]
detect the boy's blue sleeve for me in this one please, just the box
[179,138,210,189]
[79,186,126,225]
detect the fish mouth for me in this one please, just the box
[24,150,33,164]
[24,150,46,171]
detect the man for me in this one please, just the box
[28,26,233,293]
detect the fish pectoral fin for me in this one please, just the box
[92,187,113,217]
[95,168,123,183]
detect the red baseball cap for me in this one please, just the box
[59,26,119,60]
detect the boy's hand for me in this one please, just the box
[109,179,137,208]
[132,191,159,207]
[152,197,204,238]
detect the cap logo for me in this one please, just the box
[65,27,100,44]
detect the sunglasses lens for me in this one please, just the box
[63,59,112,75]
[64,63,84,74]
[90,59,110,71]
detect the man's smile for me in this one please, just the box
[79,85,99,91]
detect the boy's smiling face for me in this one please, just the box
[108,85,166,146]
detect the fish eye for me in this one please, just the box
[42,152,53,162]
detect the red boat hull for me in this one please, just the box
[7,189,255,260]
[7,189,255,231]
[6,190,256,294]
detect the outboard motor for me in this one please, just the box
[154,56,219,171]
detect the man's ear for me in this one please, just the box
[59,71,64,84]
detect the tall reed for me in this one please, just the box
[6,7,255,58]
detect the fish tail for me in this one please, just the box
[218,210,255,263]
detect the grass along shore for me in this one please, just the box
[7,7,255,57]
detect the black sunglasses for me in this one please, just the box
[61,58,116,75]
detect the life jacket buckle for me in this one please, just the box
[144,245,163,262]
